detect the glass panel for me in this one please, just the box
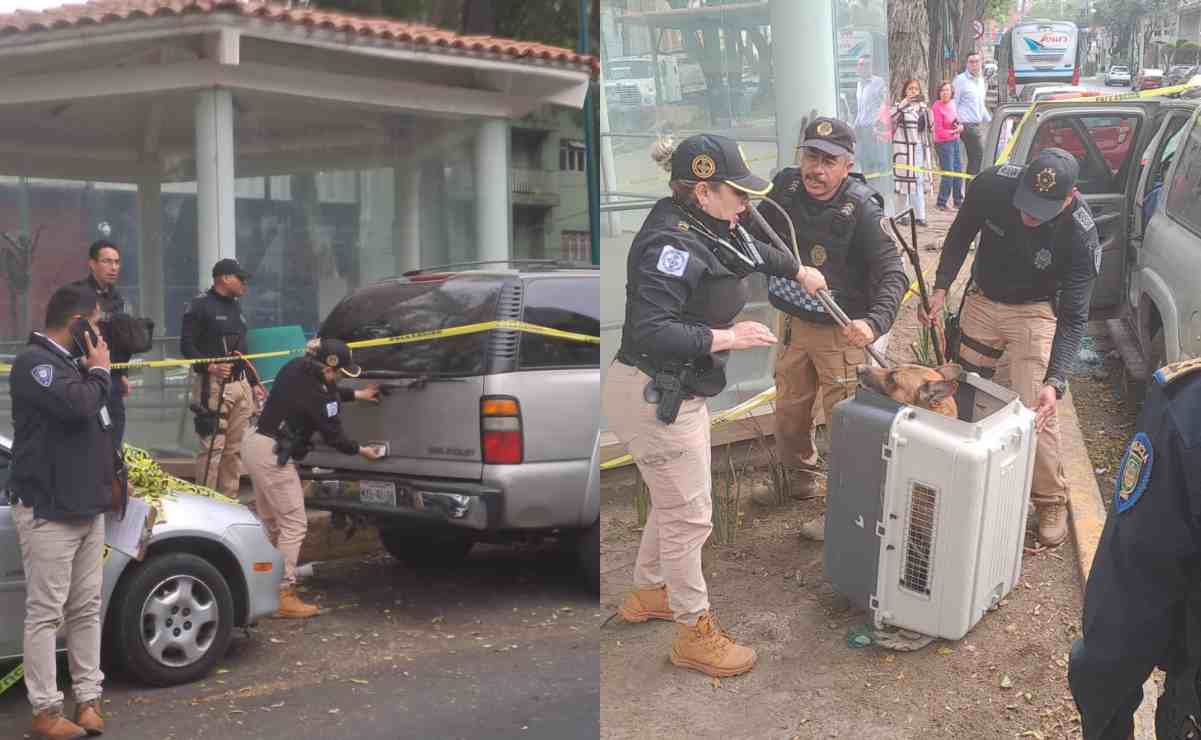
[518,276,600,369]
[1028,114,1140,194]
[1165,122,1201,235]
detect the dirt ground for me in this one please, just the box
[599,198,1113,740]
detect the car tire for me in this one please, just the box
[575,517,600,595]
[378,529,475,567]
[110,552,235,687]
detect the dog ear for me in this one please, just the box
[917,379,958,408]
[936,363,962,383]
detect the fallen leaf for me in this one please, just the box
[216,669,230,675]
[711,677,722,689]
[936,647,953,656]
[350,679,369,685]
[1018,732,1044,739]
[328,708,341,715]
[269,638,283,644]
[1000,675,1014,689]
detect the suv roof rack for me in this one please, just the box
[399,259,598,277]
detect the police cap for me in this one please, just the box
[311,337,362,378]
[1014,147,1079,222]
[671,133,772,196]
[800,116,856,158]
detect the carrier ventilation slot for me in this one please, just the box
[489,282,525,360]
[900,482,939,596]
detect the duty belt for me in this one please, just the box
[616,351,695,394]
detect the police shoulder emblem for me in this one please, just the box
[326,354,340,368]
[1115,431,1153,513]
[31,364,53,388]
[810,244,828,266]
[1153,357,1201,387]
[839,202,855,218]
[691,154,716,179]
[1034,167,1057,192]
[656,244,690,277]
[816,121,834,137]
[1033,248,1053,270]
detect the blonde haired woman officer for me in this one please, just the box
[603,133,825,677]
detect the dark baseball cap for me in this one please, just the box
[671,133,772,196]
[212,258,251,281]
[800,116,856,158]
[313,338,361,378]
[1013,148,1079,222]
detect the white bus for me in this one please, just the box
[998,19,1084,102]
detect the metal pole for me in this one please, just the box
[582,0,600,265]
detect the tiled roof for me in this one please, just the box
[0,0,597,73]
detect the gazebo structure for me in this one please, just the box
[0,0,595,452]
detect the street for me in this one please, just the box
[0,546,599,740]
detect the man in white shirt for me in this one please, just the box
[853,54,887,176]
[953,52,992,175]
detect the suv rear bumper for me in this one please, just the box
[298,468,499,531]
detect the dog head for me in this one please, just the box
[857,363,962,418]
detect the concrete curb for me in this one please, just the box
[1060,390,1156,739]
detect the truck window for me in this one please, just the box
[518,277,599,370]
[1028,114,1140,194]
[1165,121,1201,236]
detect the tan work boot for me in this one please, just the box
[31,708,87,740]
[1036,501,1069,548]
[799,513,826,542]
[786,468,820,501]
[617,584,672,623]
[670,612,757,677]
[73,700,103,736]
[274,587,320,619]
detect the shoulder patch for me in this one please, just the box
[31,364,53,388]
[1073,206,1096,232]
[997,164,1023,179]
[656,245,690,277]
[1115,431,1153,513]
[1153,357,1201,387]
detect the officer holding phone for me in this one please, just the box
[9,285,117,738]
[241,338,383,618]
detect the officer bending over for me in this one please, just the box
[242,338,382,618]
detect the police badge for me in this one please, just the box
[691,154,717,179]
[816,121,833,137]
[1115,432,1153,513]
[1034,167,1057,193]
[1034,248,1053,270]
[810,244,828,266]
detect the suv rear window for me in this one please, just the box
[518,276,599,370]
[319,275,503,377]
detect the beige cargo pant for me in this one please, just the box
[773,316,867,471]
[191,373,254,497]
[13,503,104,715]
[956,293,1069,504]
[602,362,712,626]
[242,432,307,587]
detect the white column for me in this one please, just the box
[394,166,422,272]
[770,0,837,169]
[195,89,236,289]
[136,178,164,329]
[474,119,510,263]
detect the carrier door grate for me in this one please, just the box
[900,482,939,596]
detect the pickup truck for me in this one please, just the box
[986,98,1201,381]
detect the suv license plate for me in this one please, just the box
[360,481,397,507]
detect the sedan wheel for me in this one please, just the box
[140,575,220,668]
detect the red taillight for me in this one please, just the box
[409,273,453,283]
[481,396,522,465]
[1008,67,1016,96]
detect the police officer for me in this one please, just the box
[70,239,130,450]
[747,116,907,534]
[242,338,383,618]
[602,133,823,677]
[1068,358,1201,739]
[181,258,266,496]
[10,285,116,738]
[924,148,1099,548]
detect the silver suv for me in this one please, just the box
[299,263,600,591]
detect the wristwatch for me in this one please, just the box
[1045,376,1067,400]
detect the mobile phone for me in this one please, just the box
[68,318,100,358]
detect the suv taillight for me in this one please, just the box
[481,396,522,464]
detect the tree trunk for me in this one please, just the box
[887,0,928,99]
[926,0,962,99]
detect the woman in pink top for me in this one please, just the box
[931,80,964,209]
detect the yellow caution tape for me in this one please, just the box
[0,662,22,697]
[0,320,599,375]
[893,162,974,180]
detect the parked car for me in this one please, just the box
[1105,65,1132,86]
[1026,85,1099,103]
[1165,64,1197,87]
[0,437,283,686]
[299,262,601,592]
[986,96,1201,383]
[1137,68,1164,91]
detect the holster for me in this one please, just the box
[190,403,218,438]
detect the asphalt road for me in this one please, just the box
[0,545,599,740]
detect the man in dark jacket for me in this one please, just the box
[10,284,114,738]
[69,239,129,449]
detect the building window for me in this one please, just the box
[560,140,587,172]
[561,230,591,262]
